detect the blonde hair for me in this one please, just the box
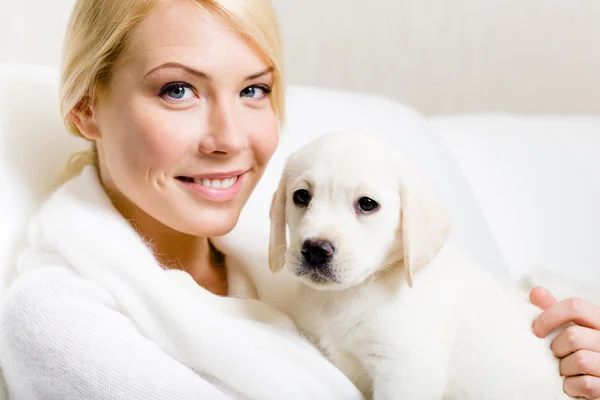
[60,0,285,181]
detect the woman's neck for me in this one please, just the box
[128,207,228,295]
[101,172,228,295]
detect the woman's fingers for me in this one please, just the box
[533,297,600,338]
[552,325,600,358]
[563,375,600,399]
[560,350,600,377]
[561,351,600,398]
[528,288,600,399]
[530,286,558,310]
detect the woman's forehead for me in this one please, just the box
[122,0,269,77]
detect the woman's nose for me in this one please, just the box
[198,98,247,156]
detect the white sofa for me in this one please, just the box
[432,115,600,287]
[1,62,599,300]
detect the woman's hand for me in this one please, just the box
[530,287,600,399]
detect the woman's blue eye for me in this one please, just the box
[162,84,194,100]
[240,85,271,99]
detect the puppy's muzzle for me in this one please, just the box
[301,239,335,268]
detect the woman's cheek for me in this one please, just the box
[133,109,198,166]
[257,115,280,164]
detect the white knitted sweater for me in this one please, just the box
[0,167,363,400]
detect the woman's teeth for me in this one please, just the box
[194,176,238,189]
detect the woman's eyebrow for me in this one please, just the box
[145,62,209,79]
[244,66,274,81]
[145,63,273,81]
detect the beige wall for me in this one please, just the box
[2,0,599,115]
[274,0,600,114]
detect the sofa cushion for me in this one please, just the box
[432,114,600,286]
[0,63,88,295]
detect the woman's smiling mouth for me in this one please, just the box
[176,171,248,202]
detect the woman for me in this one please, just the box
[0,0,598,398]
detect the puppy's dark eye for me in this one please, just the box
[357,197,379,213]
[293,189,311,206]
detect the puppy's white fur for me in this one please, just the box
[269,131,573,400]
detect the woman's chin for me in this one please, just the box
[179,208,242,237]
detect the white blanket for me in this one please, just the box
[0,166,363,400]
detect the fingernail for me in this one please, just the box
[532,322,540,337]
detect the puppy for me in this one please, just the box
[268,131,572,400]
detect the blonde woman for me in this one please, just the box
[0,0,598,399]
[0,0,362,399]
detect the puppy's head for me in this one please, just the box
[269,131,451,290]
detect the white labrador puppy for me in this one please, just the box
[268,131,572,400]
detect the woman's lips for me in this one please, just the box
[176,171,247,202]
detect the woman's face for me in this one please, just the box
[76,0,279,237]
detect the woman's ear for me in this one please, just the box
[69,96,102,140]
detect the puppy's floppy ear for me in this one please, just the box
[268,170,288,273]
[398,166,451,287]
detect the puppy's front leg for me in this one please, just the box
[369,351,447,400]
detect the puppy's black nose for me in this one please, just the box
[301,239,335,267]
